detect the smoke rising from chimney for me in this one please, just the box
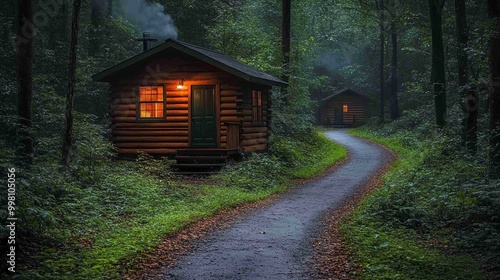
[120,0,178,39]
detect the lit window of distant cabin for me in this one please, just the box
[138,86,164,119]
[252,90,263,123]
[343,104,349,113]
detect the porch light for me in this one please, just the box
[177,79,184,89]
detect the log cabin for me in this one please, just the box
[92,37,287,170]
[319,88,370,127]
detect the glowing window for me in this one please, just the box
[252,90,263,123]
[138,86,164,119]
[343,104,349,113]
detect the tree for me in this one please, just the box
[429,0,447,128]
[282,0,291,83]
[61,0,83,168]
[376,0,385,124]
[388,0,400,120]
[488,0,500,178]
[455,0,477,151]
[16,0,34,164]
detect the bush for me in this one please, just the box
[348,125,498,277]
[217,153,284,190]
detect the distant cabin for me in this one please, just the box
[92,38,287,158]
[319,88,370,127]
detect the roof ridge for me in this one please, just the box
[168,38,226,55]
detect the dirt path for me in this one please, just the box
[162,130,392,279]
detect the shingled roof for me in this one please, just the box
[92,38,287,87]
[321,88,371,102]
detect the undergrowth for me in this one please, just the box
[344,120,498,279]
[0,126,345,279]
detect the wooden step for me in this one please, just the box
[176,149,240,157]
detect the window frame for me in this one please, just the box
[343,104,349,113]
[136,85,166,121]
[251,90,264,124]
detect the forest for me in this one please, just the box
[1,0,500,279]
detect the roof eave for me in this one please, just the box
[92,39,288,87]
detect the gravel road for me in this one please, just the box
[163,129,392,279]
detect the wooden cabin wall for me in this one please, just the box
[109,53,236,155]
[219,84,243,149]
[240,87,271,153]
[107,51,273,156]
[110,81,189,155]
[322,96,367,126]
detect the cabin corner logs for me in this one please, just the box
[94,39,285,157]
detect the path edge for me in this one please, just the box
[312,133,397,279]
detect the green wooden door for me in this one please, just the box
[334,105,344,124]
[191,86,217,147]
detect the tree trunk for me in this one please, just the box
[390,20,399,120]
[377,0,385,124]
[488,0,500,178]
[282,0,291,83]
[16,0,34,164]
[455,0,477,151]
[61,0,83,168]
[429,0,447,128]
[107,0,113,17]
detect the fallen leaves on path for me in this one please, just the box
[313,142,396,280]
[122,189,285,280]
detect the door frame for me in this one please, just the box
[188,84,220,148]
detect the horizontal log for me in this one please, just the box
[112,98,136,105]
[112,92,136,98]
[242,121,267,126]
[220,116,240,122]
[114,130,188,136]
[220,103,237,109]
[221,96,243,103]
[117,148,176,155]
[166,110,188,116]
[112,104,136,110]
[113,122,188,128]
[221,85,240,90]
[116,142,189,148]
[113,136,188,142]
[166,92,188,97]
[241,133,267,140]
[166,97,188,103]
[166,116,188,122]
[111,111,135,117]
[112,117,139,123]
[242,127,267,133]
[241,138,267,146]
[220,110,239,116]
[167,104,188,110]
[220,90,242,97]
[243,144,267,153]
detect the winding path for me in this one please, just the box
[163,130,392,279]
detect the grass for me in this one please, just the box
[344,128,485,280]
[13,129,346,279]
[290,132,347,178]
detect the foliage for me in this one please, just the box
[271,130,347,178]
[345,125,498,278]
[217,153,284,190]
